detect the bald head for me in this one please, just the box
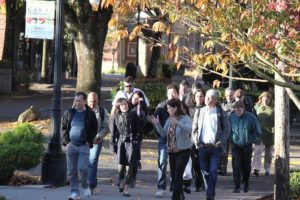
[87,92,98,109]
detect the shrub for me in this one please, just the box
[111,81,124,102]
[290,169,300,199]
[0,123,45,184]
[0,123,44,144]
[136,82,168,112]
[14,142,44,170]
[0,144,16,184]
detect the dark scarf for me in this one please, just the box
[119,112,129,136]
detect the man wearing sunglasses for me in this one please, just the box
[111,76,149,115]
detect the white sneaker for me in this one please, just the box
[83,187,92,197]
[155,189,165,198]
[68,192,80,200]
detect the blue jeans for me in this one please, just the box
[198,146,222,198]
[88,142,103,189]
[157,138,168,190]
[67,143,90,193]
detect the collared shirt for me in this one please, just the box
[200,106,217,144]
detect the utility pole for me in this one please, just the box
[41,0,67,186]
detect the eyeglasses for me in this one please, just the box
[125,85,132,88]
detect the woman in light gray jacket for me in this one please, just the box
[150,98,192,200]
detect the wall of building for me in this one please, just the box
[0,0,7,60]
[0,0,12,93]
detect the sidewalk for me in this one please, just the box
[0,175,274,200]
[0,139,275,200]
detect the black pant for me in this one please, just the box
[231,143,252,189]
[190,145,204,188]
[118,163,135,186]
[169,149,190,200]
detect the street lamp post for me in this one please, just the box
[136,5,141,68]
[41,0,67,186]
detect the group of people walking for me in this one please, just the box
[61,76,274,200]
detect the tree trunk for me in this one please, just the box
[274,72,290,200]
[138,38,148,77]
[74,33,101,93]
[147,32,161,78]
[67,6,113,98]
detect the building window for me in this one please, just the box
[127,42,136,57]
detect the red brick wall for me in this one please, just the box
[0,13,6,60]
[0,0,7,60]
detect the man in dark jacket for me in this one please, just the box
[61,92,98,200]
[87,92,109,193]
[218,87,235,176]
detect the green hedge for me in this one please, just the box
[135,82,169,112]
[290,169,300,199]
[0,144,16,184]
[0,123,45,184]
[0,123,44,144]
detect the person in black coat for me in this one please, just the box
[110,98,142,197]
[128,91,153,188]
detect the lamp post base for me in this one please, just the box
[41,142,67,187]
